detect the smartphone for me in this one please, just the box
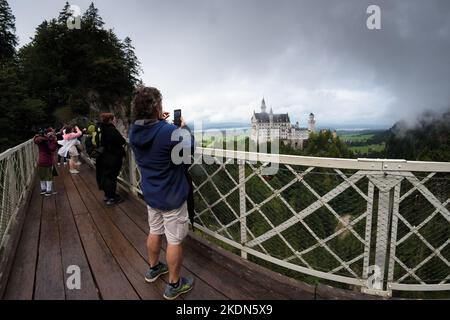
[174,109,182,127]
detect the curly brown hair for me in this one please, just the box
[131,86,162,121]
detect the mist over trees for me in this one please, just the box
[385,108,450,162]
[0,1,141,152]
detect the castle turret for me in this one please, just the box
[261,98,267,113]
[308,113,316,132]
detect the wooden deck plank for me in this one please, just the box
[73,212,139,299]
[186,233,316,300]
[5,162,372,300]
[54,174,99,300]
[78,166,284,299]
[71,173,166,300]
[78,167,228,300]
[116,197,284,299]
[83,176,228,300]
[3,183,42,300]
[34,192,65,300]
[62,169,88,215]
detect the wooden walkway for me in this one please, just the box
[3,163,334,300]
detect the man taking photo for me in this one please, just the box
[129,86,195,300]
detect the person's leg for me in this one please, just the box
[103,167,116,199]
[72,155,79,167]
[147,233,163,267]
[166,243,183,283]
[103,177,114,198]
[145,206,168,282]
[162,203,193,299]
[95,157,103,190]
[45,180,57,196]
[68,147,78,172]
[40,180,46,193]
[104,156,123,202]
[163,202,189,284]
[69,155,76,170]
[38,167,46,194]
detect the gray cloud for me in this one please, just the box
[9,0,450,127]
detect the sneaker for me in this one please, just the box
[57,163,61,167]
[40,190,47,195]
[69,169,80,174]
[105,196,124,206]
[144,262,169,283]
[45,191,58,197]
[163,277,194,300]
[63,162,67,167]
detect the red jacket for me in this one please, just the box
[34,135,57,167]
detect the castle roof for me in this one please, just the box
[254,112,290,123]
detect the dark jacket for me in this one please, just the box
[129,120,195,211]
[34,135,57,167]
[100,122,126,158]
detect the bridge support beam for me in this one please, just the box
[362,173,402,297]
[128,150,139,197]
[239,160,247,259]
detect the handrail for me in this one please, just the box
[0,139,37,246]
[197,147,450,172]
[85,138,450,297]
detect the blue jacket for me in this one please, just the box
[129,120,195,211]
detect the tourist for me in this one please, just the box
[129,86,195,300]
[96,113,126,205]
[58,125,82,174]
[56,125,67,167]
[34,128,58,196]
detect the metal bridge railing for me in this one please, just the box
[6,137,449,296]
[108,145,450,297]
[0,139,37,248]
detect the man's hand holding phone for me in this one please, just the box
[161,111,170,121]
[173,109,186,127]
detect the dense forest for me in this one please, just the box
[385,109,450,162]
[0,0,141,152]
[341,108,450,162]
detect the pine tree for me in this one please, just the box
[0,0,18,61]
[57,1,72,25]
[123,37,142,85]
[82,2,104,30]
[18,1,142,126]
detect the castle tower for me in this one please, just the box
[308,113,316,132]
[261,98,267,113]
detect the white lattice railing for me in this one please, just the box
[107,145,450,297]
[0,139,37,248]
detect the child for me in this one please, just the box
[34,128,58,196]
[58,125,82,174]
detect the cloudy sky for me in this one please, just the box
[9,0,450,128]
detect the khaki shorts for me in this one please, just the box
[69,145,79,157]
[147,201,189,245]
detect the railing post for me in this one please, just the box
[373,188,391,291]
[128,149,138,197]
[363,172,402,297]
[239,159,247,259]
